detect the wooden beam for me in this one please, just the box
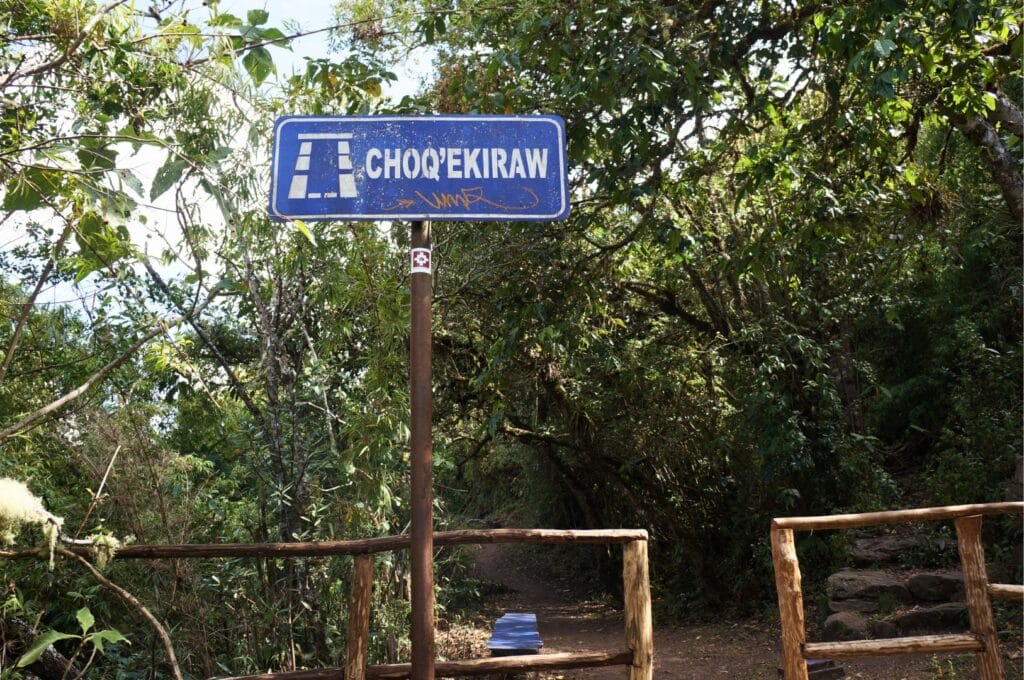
[218,650,634,679]
[408,219,433,680]
[988,583,1024,601]
[803,634,985,658]
[771,526,808,680]
[774,502,1023,532]
[345,555,374,680]
[623,540,654,680]
[955,515,1004,680]
[0,529,649,561]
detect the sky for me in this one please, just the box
[213,0,432,98]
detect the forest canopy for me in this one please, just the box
[0,0,1020,677]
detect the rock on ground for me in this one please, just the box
[906,570,964,602]
[827,569,910,602]
[822,611,870,641]
[894,603,969,633]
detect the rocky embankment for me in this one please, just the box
[823,535,968,641]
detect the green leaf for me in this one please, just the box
[812,12,826,29]
[73,211,135,282]
[3,177,43,211]
[199,178,232,221]
[77,146,118,170]
[982,92,997,111]
[76,607,95,634]
[247,9,269,26]
[150,158,188,200]
[872,39,896,58]
[293,219,316,246]
[919,51,935,76]
[206,147,233,163]
[2,168,62,211]
[903,165,918,186]
[208,13,241,27]
[16,630,79,667]
[75,210,105,245]
[242,46,274,86]
[256,27,289,47]
[178,23,203,49]
[118,169,144,197]
[86,628,129,653]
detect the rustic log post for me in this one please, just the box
[771,524,808,680]
[346,555,375,680]
[623,538,653,680]
[954,515,1004,680]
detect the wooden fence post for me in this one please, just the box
[954,515,1004,680]
[623,538,653,680]
[346,554,374,680]
[771,524,809,680]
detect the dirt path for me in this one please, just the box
[435,543,1015,679]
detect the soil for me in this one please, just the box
[433,543,1023,680]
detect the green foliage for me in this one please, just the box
[15,629,78,668]
[0,1,1019,675]
[15,606,128,669]
[395,0,1022,610]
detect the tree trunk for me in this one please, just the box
[956,114,1024,225]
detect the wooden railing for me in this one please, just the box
[771,502,1024,680]
[7,528,653,680]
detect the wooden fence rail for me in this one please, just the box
[772,502,1024,680]
[2,529,653,680]
[221,650,635,679]
[0,528,648,561]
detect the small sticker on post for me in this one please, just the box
[411,248,432,274]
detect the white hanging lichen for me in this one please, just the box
[0,478,64,569]
[89,533,121,570]
[41,515,63,570]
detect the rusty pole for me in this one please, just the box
[409,221,435,680]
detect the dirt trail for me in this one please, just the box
[462,543,778,679]
[444,542,1002,679]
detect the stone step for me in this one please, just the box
[822,603,971,643]
[907,570,963,602]
[827,569,911,602]
[823,612,870,641]
[827,568,963,606]
[894,603,968,633]
[828,598,878,614]
[849,536,919,565]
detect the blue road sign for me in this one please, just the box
[269,115,569,222]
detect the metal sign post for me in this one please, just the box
[269,114,568,680]
[408,221,433,680]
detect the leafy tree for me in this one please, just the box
[1,1,420,674]
[343,0,1024,604]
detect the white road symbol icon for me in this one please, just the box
[287,132,358,200]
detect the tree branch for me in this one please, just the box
[956,114,1024,224]
[0,293,216,444]
[5,0,130,84]
[500,422,579,450]
[622,280,717,336]
[58,547,183,680]
[987,89,1024,139]
[0,223,73,385]
[142,258,271,438]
